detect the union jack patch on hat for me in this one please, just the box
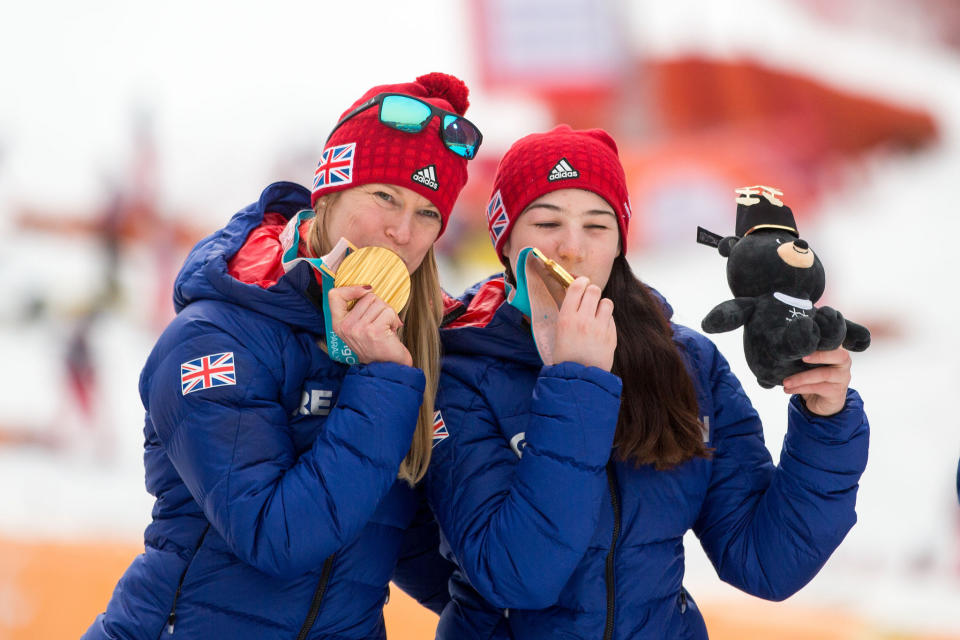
[432,410,449,447]
[486,190,509,245]
[313,142,356,192]
[180,352,237,396]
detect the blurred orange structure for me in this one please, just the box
[2,535,958,640]
[0,537,438,640]
[543,57,938,249]
[466,0,939,254]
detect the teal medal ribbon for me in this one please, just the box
[280,209,359,364]
[505,247,565,365]
[504,247,533,318]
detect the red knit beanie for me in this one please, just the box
[486,125,632,261]
[311,72,472,236]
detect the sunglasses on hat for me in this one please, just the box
[326,93,483,159]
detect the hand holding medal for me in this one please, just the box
[506,246,615,370]
[326,243,413,367]
[279,213,415,367]
[506,247,570,366]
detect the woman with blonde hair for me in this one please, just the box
[83,72,483,640]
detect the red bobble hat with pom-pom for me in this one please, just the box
[486,125,632,262]
[312,72,472,236]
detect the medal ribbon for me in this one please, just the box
[506,247,564,365]
[280,209,359,364]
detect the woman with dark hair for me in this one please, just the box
[428,125,869,639]
[82,73,484,640]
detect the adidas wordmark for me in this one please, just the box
[548,158,579,182]
[411,165,439,190]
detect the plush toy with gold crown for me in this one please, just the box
[697,186,871,389]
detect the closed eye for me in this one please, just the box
[534,222,560,228]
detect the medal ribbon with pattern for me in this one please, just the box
[280,209,358,364]
[280,209,411,365]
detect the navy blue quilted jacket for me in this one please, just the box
[83,182,452,640]
[427,277,869,639]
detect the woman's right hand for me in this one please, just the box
[552,277,617,371]
[328,286,413,367]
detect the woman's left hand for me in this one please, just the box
[782,348,852,416]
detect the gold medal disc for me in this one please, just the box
[531,247,575,288]
[333,246,411,314]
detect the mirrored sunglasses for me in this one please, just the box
[326,93,482,159]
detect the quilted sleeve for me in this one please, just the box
[692,342,869,600]
[426,359,621,609]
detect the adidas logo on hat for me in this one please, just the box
[411,165,439,191]
[548,158,579,182]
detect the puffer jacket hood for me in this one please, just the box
[172,181,325,331]
[441,276,539,366]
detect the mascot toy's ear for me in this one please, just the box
[718,236,739,257]
[696,226,739,258]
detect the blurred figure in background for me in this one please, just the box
[83,72,483,640]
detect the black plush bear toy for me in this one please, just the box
[697,186,871,389]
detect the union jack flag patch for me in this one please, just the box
[313,142,356,192]
[180,352,237,396]
[486,190,509,244]
[432,410,449,448]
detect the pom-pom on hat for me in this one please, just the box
[486,124,632,262]
[311,72,472,236]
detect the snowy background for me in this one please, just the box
[1,0,959,636]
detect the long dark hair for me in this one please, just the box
[603,255,710,469]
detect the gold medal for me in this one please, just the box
[531,247,575,288]
[334,246,411,314]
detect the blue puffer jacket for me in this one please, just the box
[84,182,452,640]
[427,277,869,639]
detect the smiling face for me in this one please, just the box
[502,188,621,291]
[318,183,442,273]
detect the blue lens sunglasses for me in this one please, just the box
[326,93,483,159]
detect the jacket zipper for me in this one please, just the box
[165,525,211,635]
[295,554,336,640]
[603,462,621,640]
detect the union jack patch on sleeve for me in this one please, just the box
[180,352,237,395]
[432,410,449,448]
